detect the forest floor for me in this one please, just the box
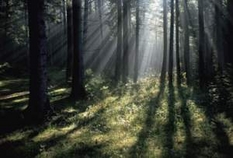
[0,68,233,158]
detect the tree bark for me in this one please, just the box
[215,0,224,72]
[27,0,50,121]
[183,0,190,85]
[134,0,139,83]
[115,0,122,82]
[123,0,129,83]
[160,0,168,83]
[176,0,181,85]
[71,0,86,100]
[98,0,103,39]
[66,0,73,81]
[226,0,233,64]
[198,0,205,89]
[83,0,88,46]
[169,0,175,86]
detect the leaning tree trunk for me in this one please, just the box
[27,0,50,121]
[70,0,86,100]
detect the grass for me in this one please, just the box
[0,69,233,158]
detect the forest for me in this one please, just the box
[0,0,233,157]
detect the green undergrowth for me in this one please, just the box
[0,69,233,158]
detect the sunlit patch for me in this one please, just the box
[12,97,28,103]
[33,124,77,142]
[2,130,32,143]
[63,107,76,113]
[0,91,29,100]
[215,113,233,145]
[51,88,67,94]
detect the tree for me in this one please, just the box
[83,0,88,46]
[176,0,181,85]
[169,0,175,86]
[226,0,233,64]
[198,0,205,89]
[123,0,129,83]
[115,0,122,82]
[98,0,103,39]
[70,0,86,100]
[27,0,50,121]
[66,0,73,81]
[215,0,224,72]
[134,0,139,83]
[160,0,168,83]
[183,0,190,85]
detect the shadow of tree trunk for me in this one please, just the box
[162,84,175,157]
[129,82,165,157]
[178,85,193,158]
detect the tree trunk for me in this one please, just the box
[169,0,174,86]
[134,0,139,83]
[83,0,88,47]
[183,0,190,85]
[98,0,103,39]
[66,0,73,81]
[115,0,122,82]
[160,0,168,83]
[27,0,50,121]
[176,0,181,85]
[71,0,86,100]
[226,0,233,64]
[123,0,129,83]
[215,0,224,72]
[62,0,66,34]
[198,0,205,89]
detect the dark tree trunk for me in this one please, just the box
[62,0,66,34]
[83,0,88,46]
[161,0,168,83]
[198,0,205,89]
[66,0,73,81]
[98,0,103,39]
[123,0,129,83]
[115,0,122,82]
[176,0,181,85]
[27,0,50,121]
[226,0,233,64]
[169,0,174,86]
[183,0,190,85]
[215,0,224,72]
[134,0,139,83]
[71,0,86,100]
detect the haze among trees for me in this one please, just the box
[0,0,233,157]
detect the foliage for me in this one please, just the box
[0,70,233,158]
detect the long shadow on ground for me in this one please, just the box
[162,84,175,158]
[178,85,193,158]
[192,88,233,158]
[130,82,165,157]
